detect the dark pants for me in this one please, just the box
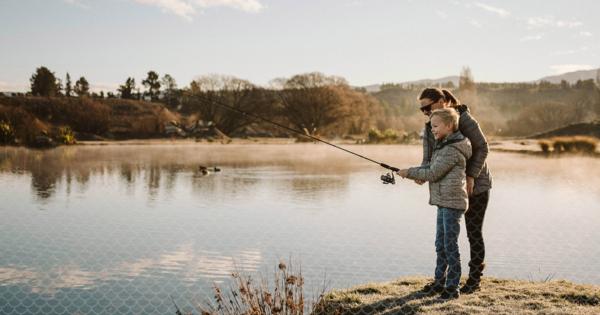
[465,190,490,279]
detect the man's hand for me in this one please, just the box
[396,169,409,178]
[467,176,475,196]
[414,179,426,185]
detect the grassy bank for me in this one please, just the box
[315,276,600,315]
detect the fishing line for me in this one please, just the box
[194,91,400,184]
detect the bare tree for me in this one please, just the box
[184,74,275,135]
[278,72,352,136]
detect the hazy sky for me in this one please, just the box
[1,0,599,92]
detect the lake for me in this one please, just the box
[1,143,599,314]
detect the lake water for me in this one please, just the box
[1,143,600,314]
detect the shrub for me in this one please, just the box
[55,126,76,145]
[367,127,406,144]
[0,120,15,144]
[198,260,326,315]
[538,136,598,154]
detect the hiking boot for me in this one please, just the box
[440,287,459,300]
[422,281,444,294]
[460,277,481,294]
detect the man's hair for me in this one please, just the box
[430,108,459,131]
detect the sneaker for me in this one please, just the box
[422,281,444,294]
[460,278,481,294]
[440,287,459,300]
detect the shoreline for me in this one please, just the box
[316,276,600,314]
[3,138,599,157]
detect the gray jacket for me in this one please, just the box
[408,131,472,210]
[422,105,492,195]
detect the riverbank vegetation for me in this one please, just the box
[195,260,600,315]
[2,66,600,147]
[314,276,600,315]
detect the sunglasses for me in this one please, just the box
[420,101,437,113]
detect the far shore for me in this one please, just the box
[67,137,600,156]
[3,137,599,157]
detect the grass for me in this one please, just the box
[198,260,328,315]
[538,136,598,154]
[314,276,600,315]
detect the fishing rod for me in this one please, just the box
[195,92,400,184]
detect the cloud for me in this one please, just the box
[579,31,592,37]
[194,0,264,13]
[473,2,510,18]
[132,0,264,20]
[436,10,448,19]
[0,81,28,92]
[469,19,483,28]
[63,0,91,9]
[527,16,583,29]
[551,46,589,56]
[549,64,595,74]
[520,34,543,42]
[133,0,196,21]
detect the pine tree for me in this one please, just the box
[74,77,90,97]
[65,73,73,97]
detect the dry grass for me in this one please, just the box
[538,136,598,154]
[198,260,327,315]
[315,276,600,315]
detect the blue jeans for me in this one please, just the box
[434,207,464,289]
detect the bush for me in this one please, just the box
[367,127,406,144]
[55,126,76,145]
[538,136,598,154]
[0,120,15,144]
[198,260,326,315]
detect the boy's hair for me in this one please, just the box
[430,108,459,131]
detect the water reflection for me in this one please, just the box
[0,145,354,201]
[0,246,262,296]
[1,144,600,315]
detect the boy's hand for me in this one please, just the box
[396,169,409,178]
[467,176,474,196]
[414,179,426,185]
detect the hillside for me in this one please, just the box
[538,68,600,84]
[0,96,181,146]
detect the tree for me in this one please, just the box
[65,73,73,97]
[74,77,90,97]
[161,74,178,107]
[459,66,475,91]
[142,71,161,101]
[56,78,64,96]
[278,72,355,136]
[183,74,274,135]
[118,77,136,99]
[30,66,59,96]
[596,68,600,87]
[458,66,477,106]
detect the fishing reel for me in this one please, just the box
[380,172,395,185]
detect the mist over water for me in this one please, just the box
[1,143,599,314]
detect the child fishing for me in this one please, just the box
[396,108,472,299]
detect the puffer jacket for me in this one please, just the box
[422,104,492,195]
[408,131,472,210]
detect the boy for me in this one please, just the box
[396,108,472,299]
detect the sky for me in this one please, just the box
[1,0,599,92]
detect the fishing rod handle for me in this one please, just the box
[380,163,400,172]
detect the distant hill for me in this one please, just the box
[363,68,600,91]
[363,76,459,93]
[537,68,599,84]
[530,121,600,139]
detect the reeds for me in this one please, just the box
[198,260,327,315]
[538,136,598,154]
[367,127,407,144]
